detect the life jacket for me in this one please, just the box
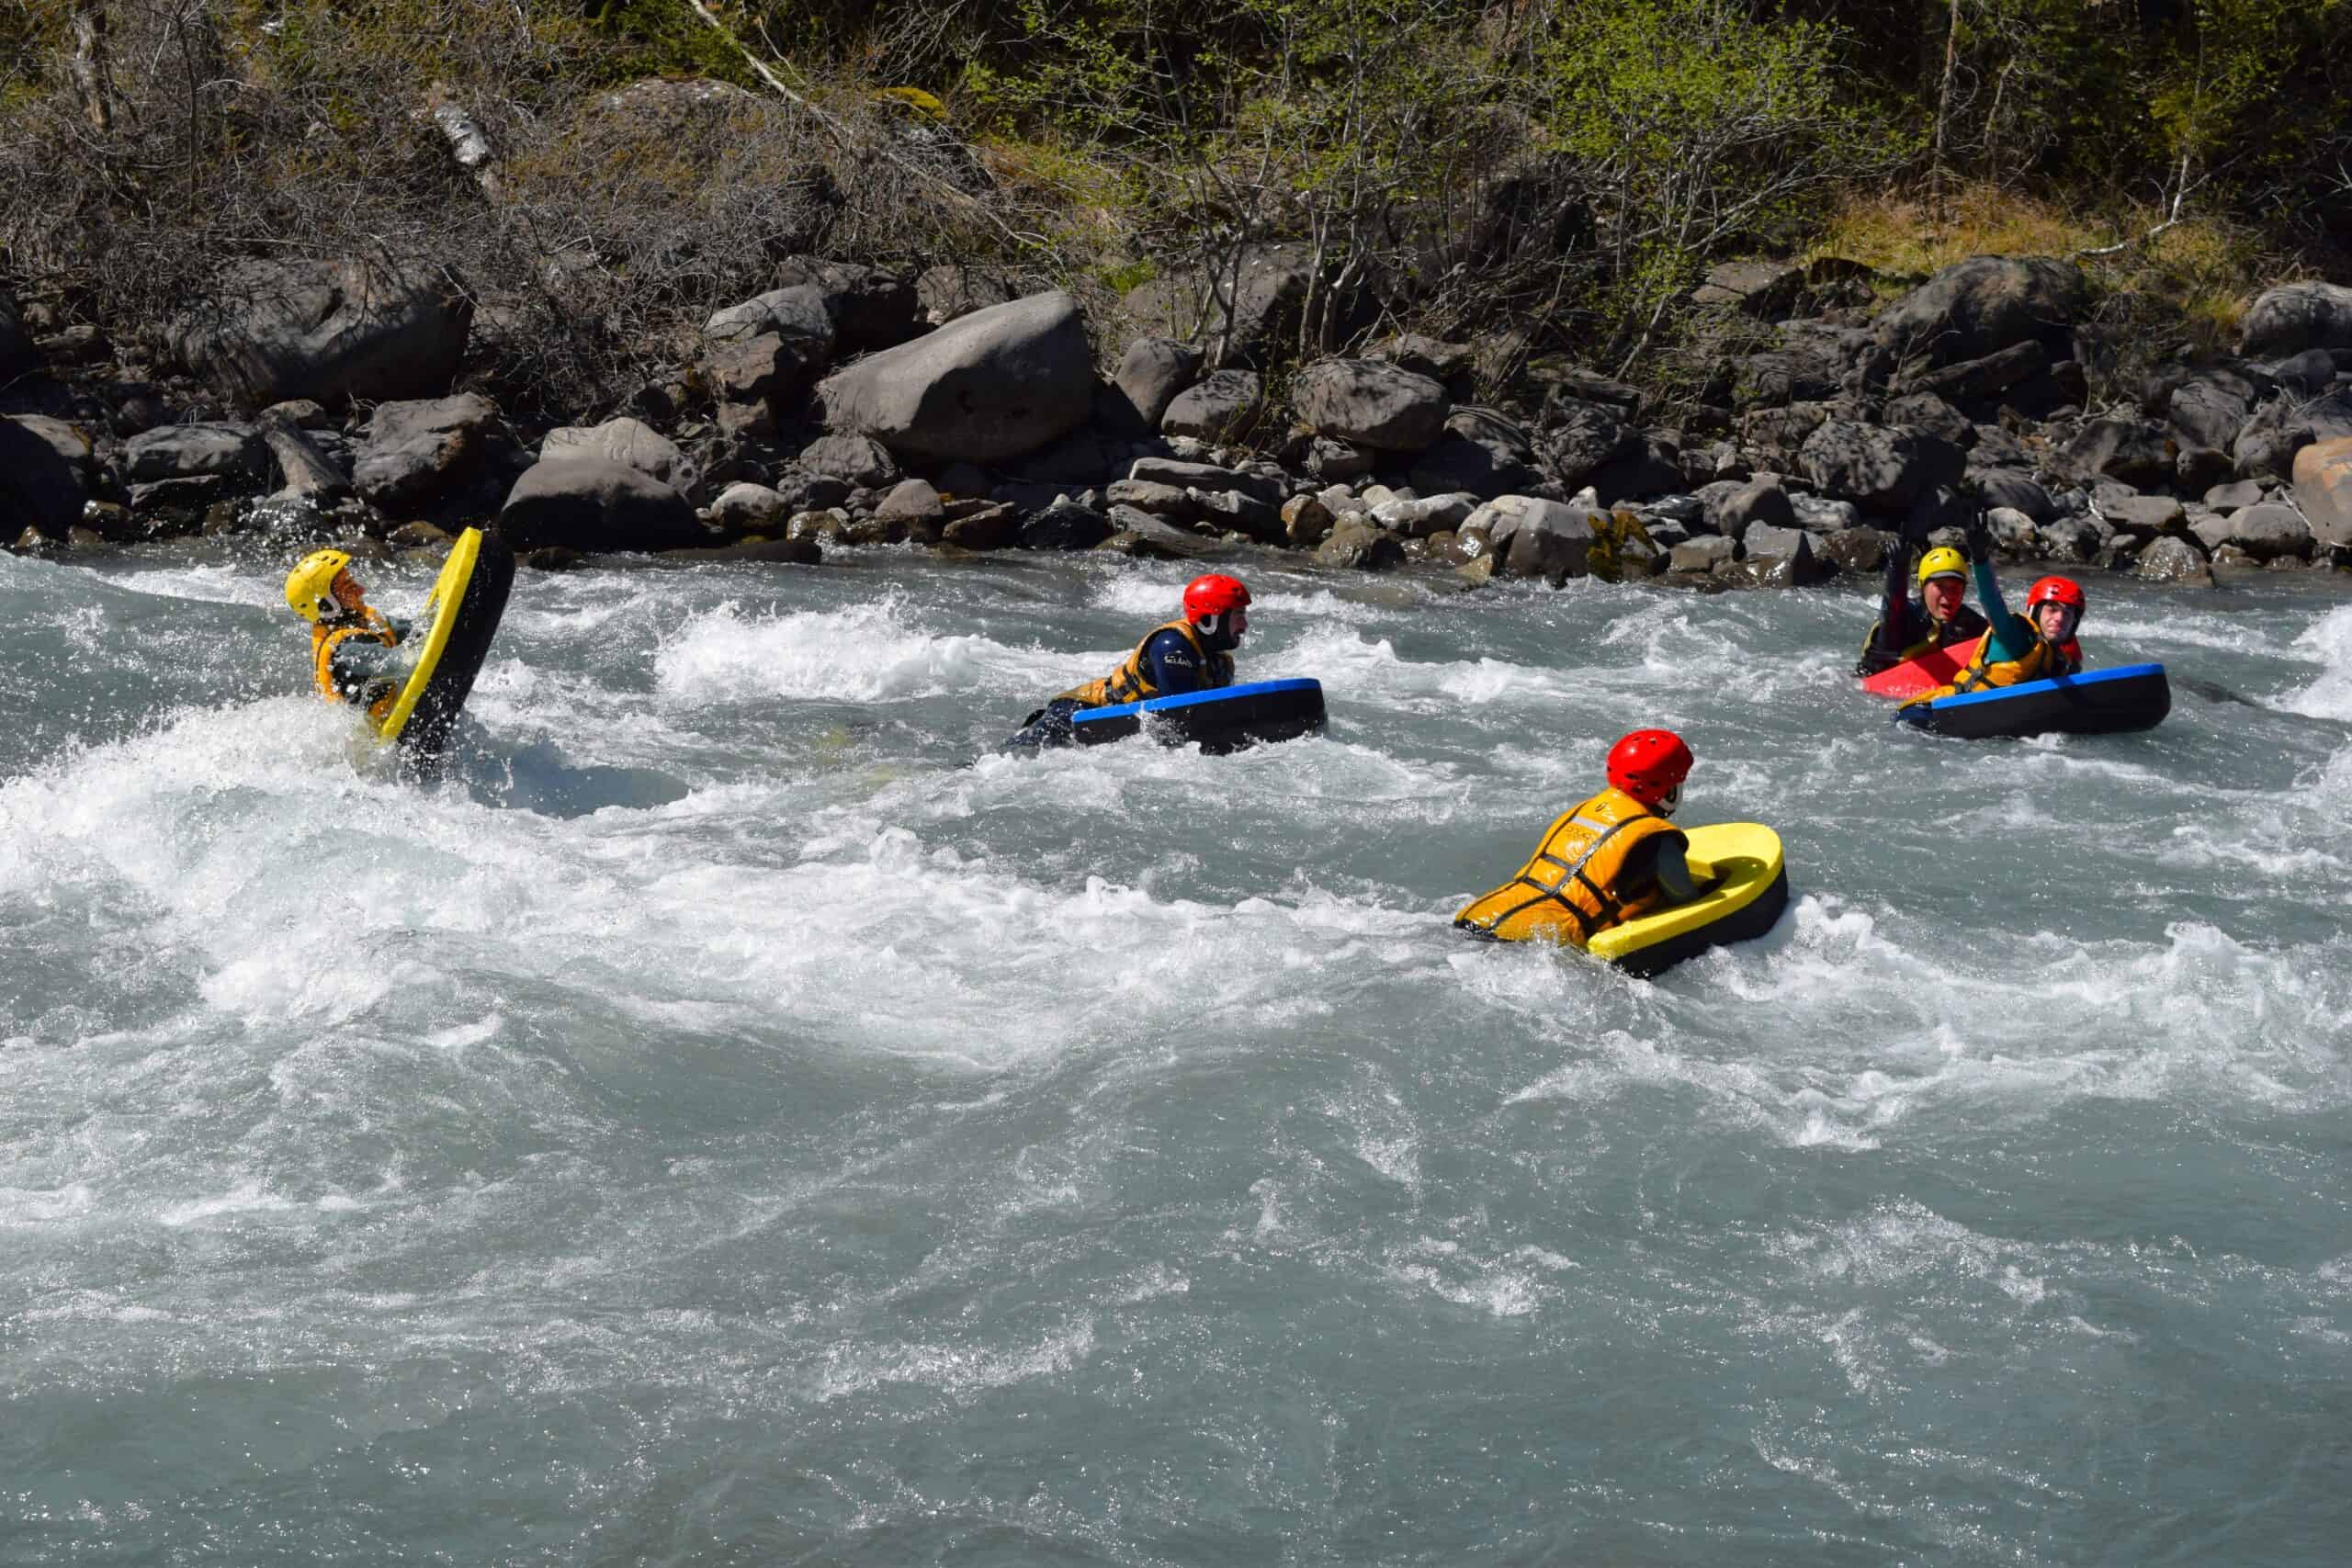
[1057,619,1233,707]
[1453,786,1686,949]
[311,607,401,726]
[1943,622,2082,696]
[1860,600,1989,667]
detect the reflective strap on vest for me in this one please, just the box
[1471,799,1657,941]
[312,610,397,703]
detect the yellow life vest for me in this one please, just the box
[1057,618,1233,707]
[1453,786,1684,949]
[1905,624,2082,705]
[311,607,401,726]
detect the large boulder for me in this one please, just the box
[0,415,89,539]
[2295,435,2352,547]
[1873,255,2085,371]
[2061,418,2175,491]
[1409,408,1540,500]
[1894,339,2048,403]
[1291,358,1450,450]
[2165,370,2259,452]
[353,394,503,514]
[0,288,38,378]
[121,423,265,482]
[167,255,470,407]
[1103,336,1203,432]
[1795,420,1962,514]
[2135,534,2212,585]
[1690,260,1804,318]
[2192,502,2312,562]
[541,416,696,495]
[499,456,703,552]
[702,284,836,415]
[1469,494,1591,580]
[798,433,899,489]
[2239,282,2352,359]
[1121,242,1367,368]
[767,258,920,354]
[815,289,1093,462]
[1160,370,1263,441]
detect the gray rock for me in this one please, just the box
[1796,419,1962,514]
[1741,520,1810,558]
[1589,434,1687,505]
[2061,418,2174,490]
[1105,337,1203,432]
[815,289,1093,462]
[1670,536,1737,572]
[256,411,353,502]
[704,282,835,355]
[500,456,703,552]
[167,255,469,408]
[1099,510,1213,559]
[2166,372,2257,452]
[1160,370,1264,442]
[1874,255,2086,370]
[798,433,901,489]
[936,461,991,499]
[2175,442,2235,496]
[1470,494,1590,580]
[1020,499,1113,550]
[1306,436,1374,481]
[1127,457,1282,507]
[1316,518,1406,570]
[1969,470,2051,523]
[2270,347,2336,398]
[1737,526,1830,585]
[873,478,945,529]
[1280,495,1336,549]
[2192,502,2311,561]
[2098,493,2187,536]
[352,394,502,513]
[2203,478,2265,511]
[1887,392,1975,449]
[1104,479,1198,519]
[1789,493,1862,533]
[942,502,1021,550]
[2239,281,2352,358]
[1817,526,1890,574]
[1009,429,1117,486]
[767,258,920,355]
[710,481,792,533]
[1197,489,1282,543]
[1737,402,1831,469]
[1984,506,2041,554]
[1409,412,1539,500]
[1292,358,1451,450]
[661,536,823,566]
[542,416,695,495]
[1709,478,1794,534]
[1690,260,1804,318]
[2134,534,2212,585]
[0,416,90,539]
[705,330,827,417]
[122,422,265,483]
[915,264,1021,327]
[1122,242,1359,368]
[1894,339,2049,402]
[2037,518,2104,564]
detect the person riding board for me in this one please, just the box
[1009,573,1251,749]
[1856,532,1991,677]
[1901,519,2086,707]
[285,549,412,727]
[1454,728,1710,948]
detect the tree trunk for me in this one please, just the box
[68,1,118,132]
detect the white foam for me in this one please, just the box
[654,596,1086,704]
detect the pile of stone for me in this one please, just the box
[6,252,2349,593]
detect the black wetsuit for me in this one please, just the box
[1856,545,1989,676]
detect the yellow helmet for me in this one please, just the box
[1917,546,1968,589]
[285,549,354,623]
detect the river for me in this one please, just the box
[3,543,2346,1563]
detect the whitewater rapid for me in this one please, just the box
[2,544,2346,1563]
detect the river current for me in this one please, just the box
[2,542,2346,1564]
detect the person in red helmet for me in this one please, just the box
[1901,515,2086,707]
[1008,574,1252,749]
[1454,728,1709,947]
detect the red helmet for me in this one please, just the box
[1606,728,1693,807]
[1182,573,1251,623]
[2026,576,2086,615]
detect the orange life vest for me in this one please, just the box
[1906,623,2083,705]
[311,607,401,726]
[1453,786,1685,949]
[1057,619,1233,707]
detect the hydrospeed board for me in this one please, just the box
[1894,662,2169,739]
[1861,643,1970,699]
[375,527,516,761]
[1070,678,1327,753]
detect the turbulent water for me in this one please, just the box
[3,539,2347,1565]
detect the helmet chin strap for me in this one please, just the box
[1656,783,1681,817]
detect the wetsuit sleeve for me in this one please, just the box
[1971,554,2030,663]
[1857,544,1917,674]
[1140,628,1204,695]
[1654,834,1700,903]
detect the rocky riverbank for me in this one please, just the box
[5,256,2351,592]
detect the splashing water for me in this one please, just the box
[2,547,2346,1564]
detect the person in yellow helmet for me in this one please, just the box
[1855,531,1990,677]
[285,549,412,727]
